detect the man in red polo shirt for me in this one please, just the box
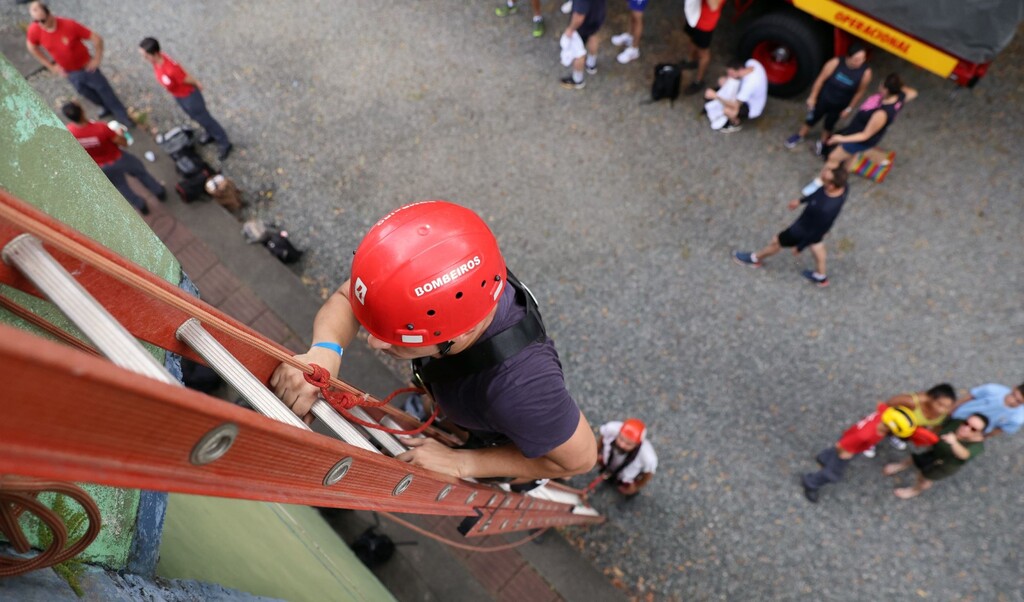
[62,101,165,216]
[25,2,135,127]
[139,37,233,161]
[681,0,724,95]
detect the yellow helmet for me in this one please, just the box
[881,406,917,439]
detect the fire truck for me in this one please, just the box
[733,0,1024,96]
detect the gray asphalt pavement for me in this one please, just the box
[4,1,1022,600]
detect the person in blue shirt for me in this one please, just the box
[950,382,1024,438]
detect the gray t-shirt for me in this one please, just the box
[430,282,581,458]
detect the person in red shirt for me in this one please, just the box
[681,0,724,95]
[139,37,233,161]
[62,101,165,216]
[800,402,938,503]
[25,2,135,127]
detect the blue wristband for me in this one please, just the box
[312,342,343,357]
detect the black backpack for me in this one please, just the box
[651,63,683,105]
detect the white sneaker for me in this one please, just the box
[611,32,633,47]
[616,46,640,64]
[888,436,908,450]
[862,446,877,458]
[560,0,573,14]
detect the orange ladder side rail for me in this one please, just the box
[0,324,604,534]
[0,189,432,438]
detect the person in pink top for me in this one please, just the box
[25,2,135,127]
[62,101,165,216]
[139,37,233,161]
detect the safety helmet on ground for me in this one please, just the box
[619,418,647,444]
[881,406,917,439]
[349,200,507,347]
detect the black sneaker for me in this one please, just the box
[718,122,742,134]
[585,63,598,75]
[682,80,703,95]
[801,269,829,288]
[560,76,585,90]
[218,143,234,161]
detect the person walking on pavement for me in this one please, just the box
[800,403,933,503]
[949,381,1024,439]
[681,0,724,95]
[139,37,233,161]
[25,2,135,127]
[609,0,649,65]
[824,73,917,172]
[732,163,849,288]
[270,201,597,486]
[784,43,872,155]
[594,419,658,497]
[495,0,546,38]
[560,0,607,90]
[62,101,165,215]
[882,414,988,499]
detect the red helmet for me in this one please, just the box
[349,201,506,347]
[619,418,646,444]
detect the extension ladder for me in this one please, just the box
[0,189,603,537]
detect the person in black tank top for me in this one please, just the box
[824,73,918,172]
[784,43,872,155]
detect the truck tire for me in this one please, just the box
[739,11,826,98]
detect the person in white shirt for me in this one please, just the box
[704,58,767,133]
[596,419,658,497]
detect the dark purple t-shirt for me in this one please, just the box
[430,283,581,459]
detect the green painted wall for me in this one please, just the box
[158,496,397,602]
[0,51,180,568]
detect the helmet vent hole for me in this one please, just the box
[427,309,436,316]
[433,331,441,336]
[455,291,463,300]
[480,280,486,287]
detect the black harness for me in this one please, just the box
[411,271,546,388]
[604,444,642,483]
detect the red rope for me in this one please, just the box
[304,364,439,436]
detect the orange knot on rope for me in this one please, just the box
[303,363,439,436]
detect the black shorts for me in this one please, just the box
[777,227,821,251]
[685,24,714,49]
[805,103,845,132]
[737,102,750,122]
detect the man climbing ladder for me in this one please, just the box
[271,200,597,485]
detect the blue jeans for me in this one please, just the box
[101,152,164,213]
[66,68,134,127]
[176,89,230,151]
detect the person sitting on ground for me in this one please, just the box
[883,413,987,499]
[800,402,936,503]
[862,383,956,458]
[785,43,872,155]
[595,419,658,497]
[703,57,767,133]
[732,163,848,288]
[949,381,1024,439]
[824,73,917,171]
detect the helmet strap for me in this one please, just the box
[437,340,455,356]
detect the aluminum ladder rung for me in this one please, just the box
[175,318,378,453]
[381,416,424,438]
[1,234,176,384]
[347,407,408,456]
[527,484,600,516]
